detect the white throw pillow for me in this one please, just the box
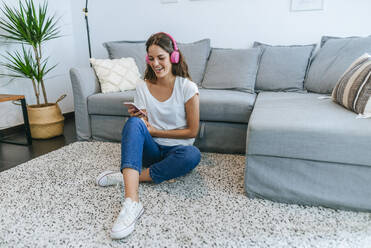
[90,57,141,93]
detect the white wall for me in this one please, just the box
[77,0,371,60]
[2,0,371,129]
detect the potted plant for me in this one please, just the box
[0,0,65,139]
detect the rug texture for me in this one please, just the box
[1,141,371,248]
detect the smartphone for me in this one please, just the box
[123,102,147,117]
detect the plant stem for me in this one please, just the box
[33,45,48,104]
[39,44,42,58]
[37,81,41,102]
[31,77,40,105]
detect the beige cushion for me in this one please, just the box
[90,58,141,93]
[332,53,371,117]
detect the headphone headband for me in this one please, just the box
[161,32,178,51]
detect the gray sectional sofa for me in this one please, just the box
[70,35,371,212]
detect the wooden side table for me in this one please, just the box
[0,94,32,145]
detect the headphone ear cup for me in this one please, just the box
[145,55,150,64]
[170,51,180,64]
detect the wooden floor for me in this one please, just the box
[0,117,77,172]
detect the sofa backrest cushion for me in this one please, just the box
[103,41,147,76]
[253,42,315,92]
[332,53,371,116]
[305,35,371,94]
[103,39,211,86]
[177,39,211,85]
[320,35,360,48]
[201,47,262,93]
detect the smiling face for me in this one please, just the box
[147,44,173,79]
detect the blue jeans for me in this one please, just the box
[120,117,201,184]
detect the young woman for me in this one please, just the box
[96,32,201,239]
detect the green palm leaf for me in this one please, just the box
[0,0,60,46]
[0,46,36,79]
[0,0,61,105]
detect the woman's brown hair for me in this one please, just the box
[144,33,191,83]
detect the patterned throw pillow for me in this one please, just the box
[332,53,371,117]
[90,58,141,93]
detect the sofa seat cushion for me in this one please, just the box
[88,89,256,123]
[247,92,371,166]
[199,89,256,123]
[88,90,136,116]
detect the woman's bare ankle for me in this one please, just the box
[125,195,139,202]
[139,168,152,182]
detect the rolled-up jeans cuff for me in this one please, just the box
[121,163,141,174]
[149,167,160,184]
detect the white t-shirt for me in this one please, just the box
[134,76,199,146]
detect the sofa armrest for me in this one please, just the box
[69,67,100,140]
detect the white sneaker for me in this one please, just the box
[96,170,123,187]
[110,198,144,239]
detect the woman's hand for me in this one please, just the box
[143,119,158,136]
[128,106,147,118]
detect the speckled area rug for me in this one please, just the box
[1,142,371,248]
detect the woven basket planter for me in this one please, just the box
[27,103,64,139]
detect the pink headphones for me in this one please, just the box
[145,32,180,64]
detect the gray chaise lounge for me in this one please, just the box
[245,92,371,212]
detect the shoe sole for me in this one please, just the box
[110,207,145,239]
[96,170,118,187]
